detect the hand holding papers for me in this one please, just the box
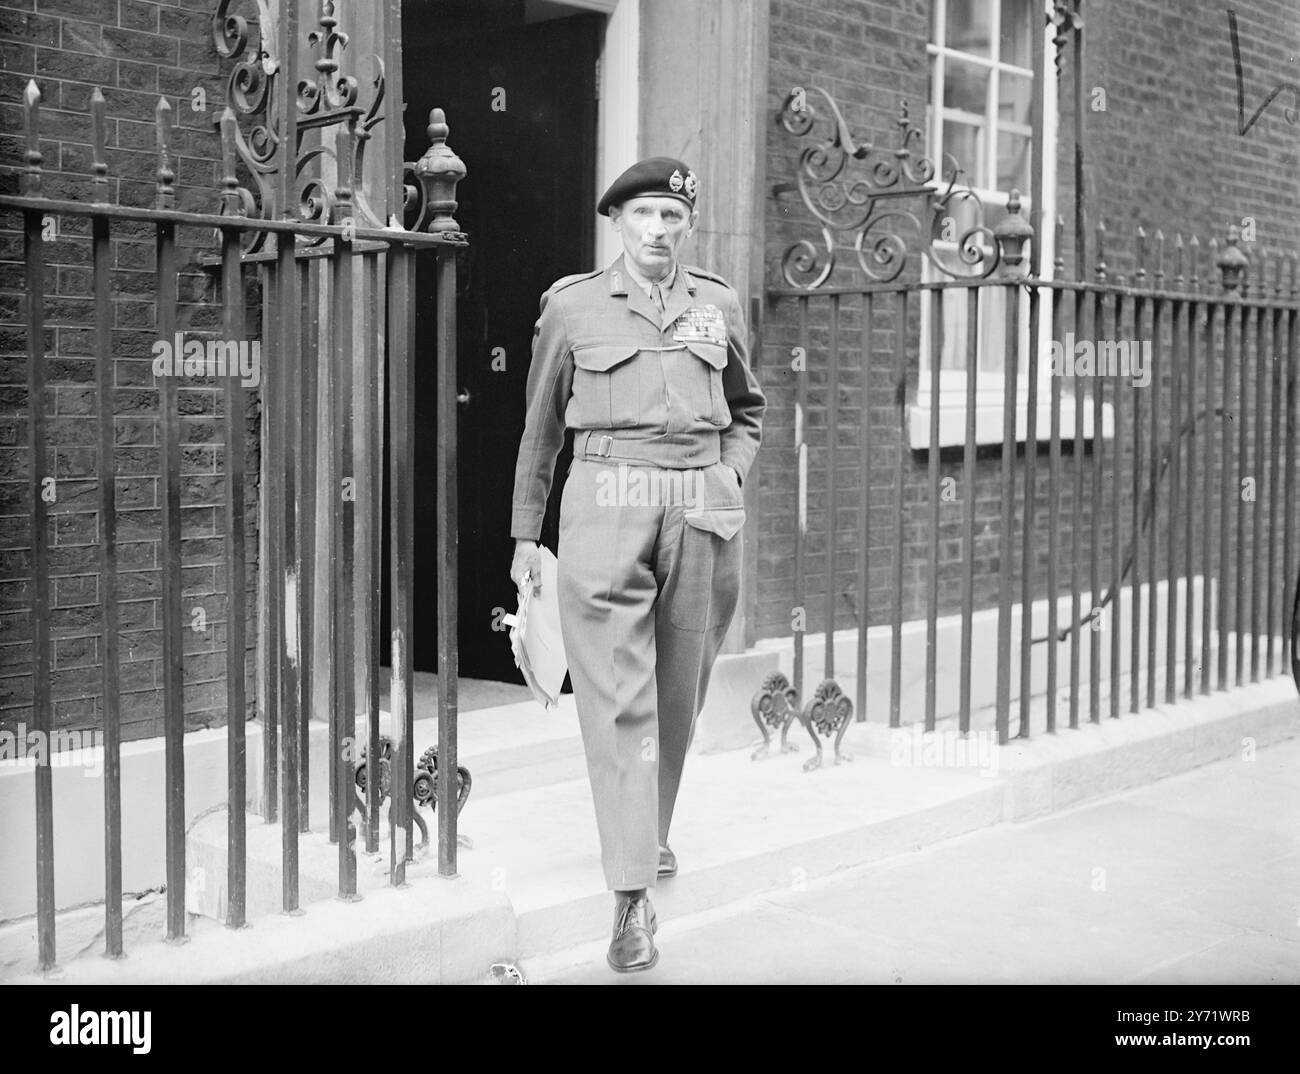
[502,544,568,710]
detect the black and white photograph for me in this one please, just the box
[0,0,1297,1034]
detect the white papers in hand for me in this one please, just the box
[502,545,568,710]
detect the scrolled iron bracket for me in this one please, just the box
[795,679,854,772]
[773,87,1007,288]
[355,735,472,852]
[750,671,800,760]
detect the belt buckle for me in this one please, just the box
[594,434,613,458]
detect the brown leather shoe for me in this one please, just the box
[658,844,678,878]
[607,891,658,973]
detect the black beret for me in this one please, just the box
[597,156,699,216]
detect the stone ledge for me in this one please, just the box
[5,873,515,986]
[996,678,1299,821]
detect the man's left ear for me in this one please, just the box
[688,209,698,234]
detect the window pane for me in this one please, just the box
[979,196,1030,235]
[999,72,1033,127]
[999,0,1033,67]
[947,0,994,56]
[939,188,989,238]
[998,131,1031,192]
[978,287,1007,375]
[943,57,989,115]
[940,291,965,371]
[943,119,985,184]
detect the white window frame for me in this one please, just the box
[909,0,1112,448]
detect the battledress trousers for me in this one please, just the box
[511,255,765,890]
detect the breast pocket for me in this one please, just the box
[572,343,640,428]
[682,340,730,426]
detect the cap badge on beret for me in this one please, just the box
[596,156,699,215]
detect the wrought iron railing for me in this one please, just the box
[758,83,1300,760]
[1,1,467,972]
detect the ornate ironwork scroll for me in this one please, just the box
[749,672,800,760]
[795,680,853,771]
[356,736,472,852]
[750,672,853,769]
[211,0,466,252]
[773,88,1009,288]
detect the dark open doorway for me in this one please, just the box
[382,0,601,683]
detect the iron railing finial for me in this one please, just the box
[155,96,175,210]
[414,108,466,236]
[993,189,1034,278]
[23,79,42,197]
[1216,223,1248,292]
[90,88,108,204]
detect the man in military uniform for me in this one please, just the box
[509,157,765,972]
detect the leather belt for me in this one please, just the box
[576,429,721,469]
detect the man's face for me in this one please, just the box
[610,196,696,280]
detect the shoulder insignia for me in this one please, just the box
[684,264,732,288]
[539,268,603,316]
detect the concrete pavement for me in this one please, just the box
[4,675,1295,984]
[523,736,1300,984]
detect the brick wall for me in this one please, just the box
[0,0,259,742]
[1054,0,1300,280]
[758,0,1299,644]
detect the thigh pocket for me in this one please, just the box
[572,343,640,428]
[681,340,730,426]
[665,514,743,632]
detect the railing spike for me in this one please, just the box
[1189,234,1201,289]
[1153,229,1165,287]
[155,96,175,210]
[1135,225,1147,283]
[1054,214,1065,277]
[1094,219,1107,282]
[91,87,109,204]
[1256,246,1269,299]
[1291,253,1299,301]
[1173,233,1185,289]
[23,79,43,197]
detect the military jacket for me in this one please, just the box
[510,255,766,541]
